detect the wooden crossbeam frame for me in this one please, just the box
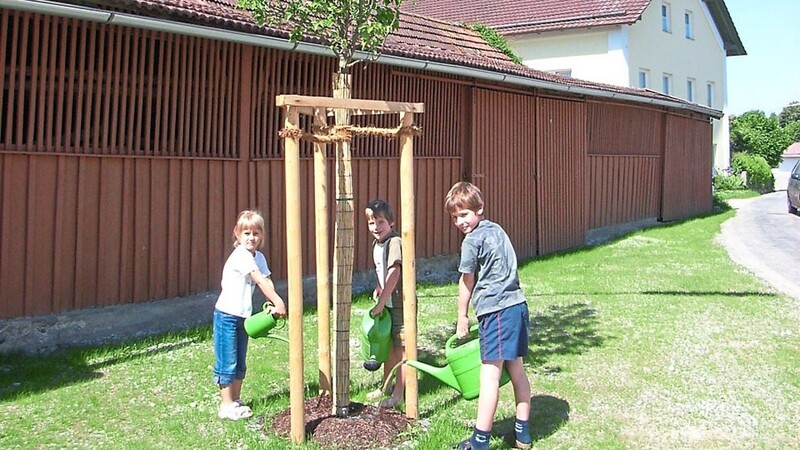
[276,95,424,444]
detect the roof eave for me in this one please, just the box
[702,0,747,56]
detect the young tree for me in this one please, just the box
[238,0,404,419]
[239,1,402,75]
[785,121,800,145]
[778,101,800,127]
[730,110,790,167]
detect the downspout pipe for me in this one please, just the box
[1,0,723,119]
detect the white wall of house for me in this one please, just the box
[775,154,800,191]
[629,0,730,171]
[510,28,628,86]
[506,0,732,172]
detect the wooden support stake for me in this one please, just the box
[399,111,418,419]
[314,108,332,396]
[284,106,305,444]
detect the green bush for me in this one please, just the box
[713,172,746,191]
[471,23,524,65]
[731,152,774,193]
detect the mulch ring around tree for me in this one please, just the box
[271,395,417,449]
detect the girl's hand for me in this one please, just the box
[268,300,287,318]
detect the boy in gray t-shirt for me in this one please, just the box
[445,181,531,450]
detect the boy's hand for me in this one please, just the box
[456,316,470,339]
[371,303,385,318]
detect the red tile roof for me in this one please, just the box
[401,0,651,35]
[784,142,800,157]
[402,0,746,56]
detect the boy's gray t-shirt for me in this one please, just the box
[458,219,526,317]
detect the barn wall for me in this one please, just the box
[662,114,714,221]
[536,97,588,254]
[0,9,716,319]
[470,88,538,260]
[587,102,664,228]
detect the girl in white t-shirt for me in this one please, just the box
[213,210,286,420]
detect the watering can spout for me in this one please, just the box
[405,360,461,392]
[405,325,510,400]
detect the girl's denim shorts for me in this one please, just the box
[477,302,529,362]
[213,309,248,386]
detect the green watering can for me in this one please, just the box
[405,325,511,400]
[360,308,392,371]
[243,303,288,343]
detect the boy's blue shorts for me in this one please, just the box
[477,302,529,362]
[213,309,248,386]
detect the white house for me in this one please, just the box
[775,142,800,191]
[403,0,746,172]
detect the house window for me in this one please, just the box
[661,2,672,33]
[687,78,695,102]
[684,11,694,39]
[662,73,672,95]
[638,69,649,88]
[706,82,715,107]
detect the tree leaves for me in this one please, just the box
[237,0,403,73]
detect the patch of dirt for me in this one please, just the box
[271,395,415,449]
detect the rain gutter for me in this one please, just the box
[1,0,723,119]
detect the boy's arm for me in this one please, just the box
[456,272,475,339]
[251,270,287,317]
[372,262,401,316]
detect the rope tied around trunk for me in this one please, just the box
[279,124,422,143]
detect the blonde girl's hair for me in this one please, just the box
[444,181,484,215]
[232,210,266,249]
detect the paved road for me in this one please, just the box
[719,191,800,301]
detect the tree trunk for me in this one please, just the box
[331,70,354,417]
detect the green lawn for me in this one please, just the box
[2,204,798,449]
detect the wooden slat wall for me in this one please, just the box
[536,97,587,255]
[470,88,538,260]
[662,114,713,221]
[587,155,661,228]
[0,154,243,318]
[587,102,664,228]
[0,10,241,158]
[0,9,717,319]
[587,102,662,156]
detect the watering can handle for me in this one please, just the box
[262,302,287,330]
[446,324,479,350]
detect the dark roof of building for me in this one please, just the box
[14,0,720,116]
[402,0,746,56]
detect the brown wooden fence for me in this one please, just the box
[587,102,666,228]
[0,9,715,319]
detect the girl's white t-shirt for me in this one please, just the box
[214,245,265,318]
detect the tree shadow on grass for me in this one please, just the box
[526,302,604,369]
[495,394,570,447]
[407,301,602,420]
[0,331,204,402]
